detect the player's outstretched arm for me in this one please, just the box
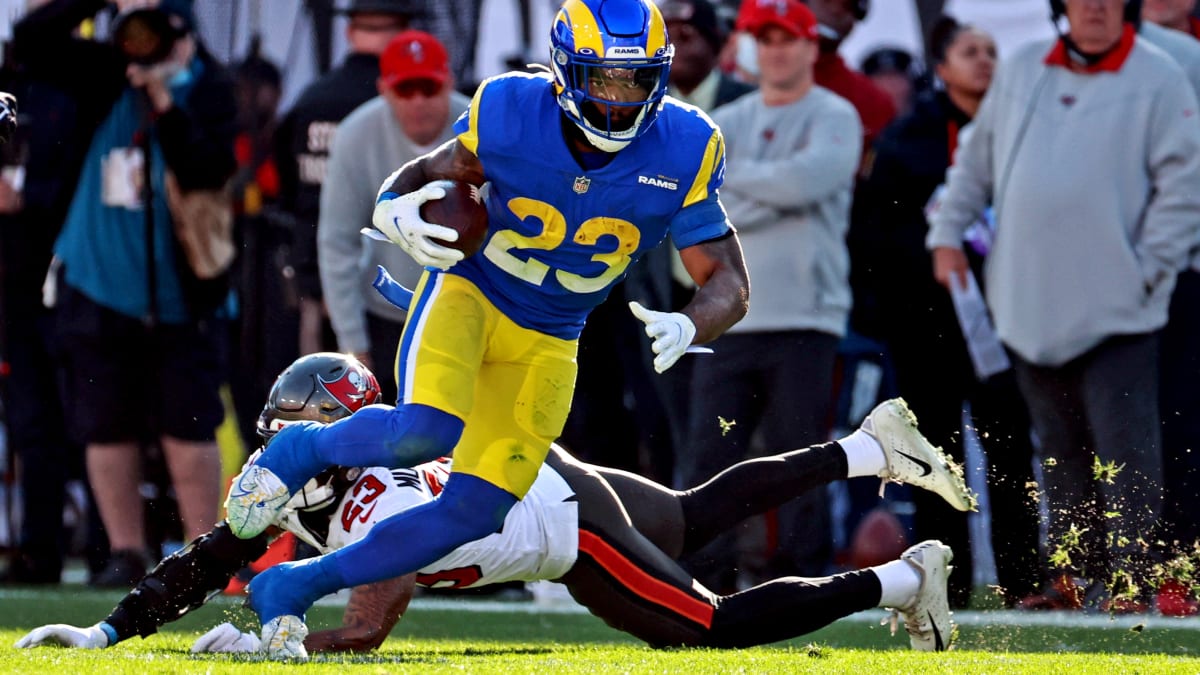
[102,522,269,643]
[678,233,750,343]
[16,523,269,650]
[15,624,109,649]
[629,233,749,374]
[303,575,416,653]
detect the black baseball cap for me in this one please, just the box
[337,0,423,17]
[861,47,914,77]
[660,0,724,53]
[111,0,195,65]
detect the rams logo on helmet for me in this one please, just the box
[549,0,673,152]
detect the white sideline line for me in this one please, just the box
[397,599,1200,632]
[855,608,1200,631]
[396,601,1200,631]
[5,588,1198,631]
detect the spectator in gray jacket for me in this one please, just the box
[1143,0,1200,36]
[318,30,470,403]
[928,0,1200,612]
[275,0,418,359]
[1138,9,1200,615]
[680,0,861,591]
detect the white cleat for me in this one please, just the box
[890,540,955,652]
[862,398,976,512]
[260,614,309,660]
[224,465,291,539]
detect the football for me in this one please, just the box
[420,180,490,257]
[846,506,909,570]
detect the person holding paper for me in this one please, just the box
[855,16,1040,608]
[927,0,1200,613]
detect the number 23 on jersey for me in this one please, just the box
[485,196,641,294]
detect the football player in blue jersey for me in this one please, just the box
[16,349,966,657]
[223,0,752,645]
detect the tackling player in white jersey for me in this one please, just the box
[16,352,972,657]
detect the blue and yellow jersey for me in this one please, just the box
[450,72,730,340]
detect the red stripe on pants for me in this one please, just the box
[577,529,714,628]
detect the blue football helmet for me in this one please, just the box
[550,0,674,152]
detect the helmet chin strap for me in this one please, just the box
[286,479,336,512]
[582,129,631,153]
[561,106,613,152]
[560,100,637,153]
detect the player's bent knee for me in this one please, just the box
[382,404,463,466]
[436,474,517,540]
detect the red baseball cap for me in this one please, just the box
[736,0,819,40]
[380,30,450,88]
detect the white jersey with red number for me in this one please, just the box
[278,458,579,589]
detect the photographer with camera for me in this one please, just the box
[12,0,238,586]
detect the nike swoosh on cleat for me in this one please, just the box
[896,450,933,476]
[929,610,945,650]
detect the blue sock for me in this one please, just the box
[332,474,516,588]
[248,554,346,622]
[248,474,516,622]
[258,404,464,493]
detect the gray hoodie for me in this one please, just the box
[927,35,1200,366]
[1140,21,1200,273]
[318,92,472,354]
[713,85,861,337]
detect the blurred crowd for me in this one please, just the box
[0,0,1198,619]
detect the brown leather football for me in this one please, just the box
[419,180,489,257]
[847,506,909,570]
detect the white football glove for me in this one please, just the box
[372,179,465,270]
[15,623,109,649]
[629,301,697,374]
[191,622,262,654]
[261,614,309,660]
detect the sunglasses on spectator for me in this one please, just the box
[392,79,444,99]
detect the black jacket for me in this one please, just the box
[13,0,238,194]
[853,90,979,341]
[274,53,383,300]
[0,68,94,288]
[14,0,239,319]
[713,73,756,111]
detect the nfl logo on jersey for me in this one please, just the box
[573,176,591,194]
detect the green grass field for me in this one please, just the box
[1,588,1199,673]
